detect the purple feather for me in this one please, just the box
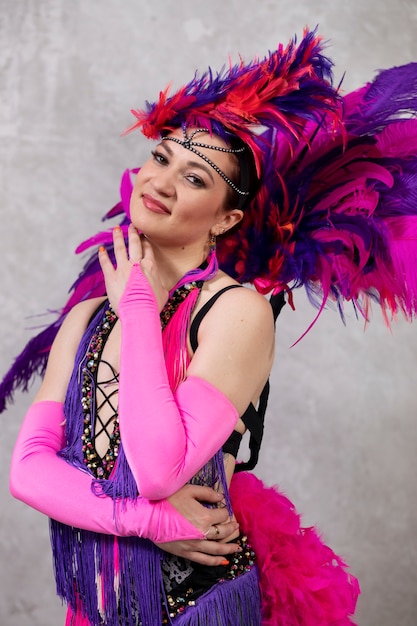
[345,63,417,135]
[0,320,62,413]
[4,56,417,411]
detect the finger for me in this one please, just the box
[127,223,142,264]
[204,524,218,540]
[140,235,153,261]
[198,539,240,556]
[185,552,233,567]
[98,245,115,275]
[183,485,224,505]
[204,506,231,527]
[112,225,128,266]
[186,541,241,566]
[139,237,157,275]
[212,521,239,541]
[204,520,239,541]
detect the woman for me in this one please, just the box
[6,29,417,625]
[12,126,275,625]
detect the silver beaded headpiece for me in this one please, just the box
[162,127,250,196]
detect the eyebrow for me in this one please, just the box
[158,141,215,183]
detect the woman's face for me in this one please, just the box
[129,128,242,250]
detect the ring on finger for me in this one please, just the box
[204,524,220,539]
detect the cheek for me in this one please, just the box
[129,174,145,218]
[133,158,155,187]
[133,169,146,192]
[130,169,150,207]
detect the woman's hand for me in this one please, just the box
[156,536,240,566]
[98,223,168,314]
[156,484,241,566]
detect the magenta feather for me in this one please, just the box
[3,41,417,411]
[218,62,417,325]
[230,472,359,625]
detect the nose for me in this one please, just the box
[151,167,176,197]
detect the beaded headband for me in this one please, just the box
[162,126,249,196]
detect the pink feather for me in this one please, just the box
[230,472,359,625]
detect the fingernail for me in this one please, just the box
[220,559,229,565]
[113,225,121,232]
[99,246,105,253]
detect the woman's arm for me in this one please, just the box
[101,226,275,500]
[10,400,240,563]
[10,399,210,542]
[9,300,238,553]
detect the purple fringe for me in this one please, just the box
[50,523,101,622]
[172,566,261,626]
[117,538,164,626]
[50,521,165,626]
[189,447,233,516]
[51,296,236,625]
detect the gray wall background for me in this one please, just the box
[1,1,416,624]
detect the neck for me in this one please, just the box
[147,240,211,290]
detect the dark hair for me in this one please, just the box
[224,136,260,210]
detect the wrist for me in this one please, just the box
[118,264,158,317]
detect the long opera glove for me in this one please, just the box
[10,400,205,542]
[118,264,239,500]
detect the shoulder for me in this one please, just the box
[52,296,108,356]
[198,274,274,328]
[33,297,107,403]
[193,275,275,350]
[62,297,108,331]
[187,276,275,414]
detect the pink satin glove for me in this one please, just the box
[118,264,239,500]
[10,400,206,543]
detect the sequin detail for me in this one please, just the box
[162,534,256,622]
[81,307,119,478]
[81,280,202,479]
[160,282,200,329]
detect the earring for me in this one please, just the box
[209,233,216,252]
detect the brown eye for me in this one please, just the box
[186,174,205,187]
[151,150,168,165]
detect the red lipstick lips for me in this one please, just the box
[142,193,170,214]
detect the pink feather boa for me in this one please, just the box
[229,472,360,625]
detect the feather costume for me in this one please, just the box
[4,26,417,625]
[2,31,417,408]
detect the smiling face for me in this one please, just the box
[129,128,244,252]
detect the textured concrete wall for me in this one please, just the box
[1,1,416,624]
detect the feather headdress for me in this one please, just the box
[2,32,417,411]
[125,28,341,175]
[217,62,417,330]
[126,32,417,327]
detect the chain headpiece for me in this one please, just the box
[162,126,249,196]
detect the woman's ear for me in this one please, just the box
[215,209,244,235]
